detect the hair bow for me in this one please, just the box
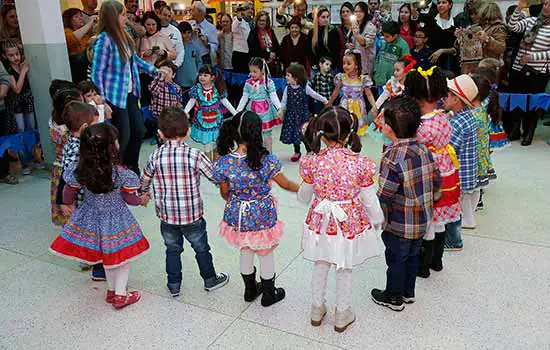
[414,66,436,79]
[400,54,417,74]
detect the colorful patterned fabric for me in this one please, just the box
[300,146,377,239]
[367,76,404,145]
[140,140,216,226]
[61,135,80,172]
[489,121,510,151]
[416,110,461,225]
[242,78,281,132]
[378,138,441,239]
[91,32,157,109]
[471,106,492,188]
[449,108,478,193]
[334,73,372,136]
[50,166,149,267]
[49,122,69,226]
[189,84,226,145]
[149,75,183,118]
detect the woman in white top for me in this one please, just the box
[232,6,251,73]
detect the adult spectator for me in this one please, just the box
[245,1,256,30]
[328,2,354,72]
[367,0,380,21]
[217,13,233,71]
[310,6,332,68]
[159,5,184,67]
[124,0,147,40]
[232,6,251,73]
[80,0,98,23]
[280,17,311,74]
[154,0,179,27]
[276,0,313,35]
[191,1,218,65]
[62,8,96,57]
[0,4,19,41]
[125,0,139,16]
[352,2,377,77]
[506,0,550,146]
[248,11,282,76]
[398,3,417,49]
[90,1,165,174]
[419,0,459,74]
[501,5,525,91]
[453,0,477,28]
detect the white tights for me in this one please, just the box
[461,190,480,228]
[240,248,275,279]
[104,264,130,296]
[311,261,352,311]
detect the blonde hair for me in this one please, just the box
[97,1,135,64]
[312,6,329,55]
[478,1,503,25]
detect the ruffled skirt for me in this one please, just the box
[219,220,284,256]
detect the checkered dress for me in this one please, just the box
[61,135,84,205]
[311,72,334,101]
[450,108,478,193]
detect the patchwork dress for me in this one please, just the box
[335,73,373,136]
[189,84,226,147]
[471,106,492,188]
[238,78,281,134]
[49,120,68,227]
[50,166,150,268]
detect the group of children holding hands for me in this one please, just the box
[45,29,506,330]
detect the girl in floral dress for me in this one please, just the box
[184,65,237,159]
[405,68,461,277]
[298,107,384,333]
[328,50,377,136]
[236,57,282,152]
[50,123,150,310]
[213,111,299,307]
[48,83,83,227]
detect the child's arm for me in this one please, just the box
[327,82,341,107]
[198,152,219,185]
[305,84,328,104]
[269,86,282,110]
[219,181,229,200]
[273,172,299,192]
[220,98,238,116]
[139,153,156,194]
[148,75,164,94]
[10,66,28,95]
[359,184,385,230]
[277,87,288,120]
[377,157,400,213]
[236,92,250,112]
[364,87,378,117]
[184,97,198,114]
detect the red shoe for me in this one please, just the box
[112,291,141,310]
[290,153,301,162]
[105,290,115,304]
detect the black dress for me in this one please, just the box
[280,34,311,73]
[419,13,460,74]
[328,26,352,73]
[309,26,332,67]
[247,28,282,76]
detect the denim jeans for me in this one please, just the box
[444,219,463,247]
[382,231,422,298]
[160,218,216,286]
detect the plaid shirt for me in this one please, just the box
[149,76,183,118]
[140,140,217,225]
[61,135,80,171]
[91,32,158,109]
[311,72,334,101]
[450,108,478,192]
[378,138,441,240]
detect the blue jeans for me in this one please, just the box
[444,219,463,247]
[160,218,216,286]
[382,231,422,298]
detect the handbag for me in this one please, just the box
[520,64,544,78]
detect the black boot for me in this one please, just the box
[521,113,538,146]
[508,121,521,141]
[417,240,433,278]
[430,231,445,271]
[241,267,262,302]
[260,275,285,307]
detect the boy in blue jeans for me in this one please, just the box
[140,107,229,297]
[371,97,440,311]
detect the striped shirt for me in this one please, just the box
[140,140,217,225]
[509,8,550,73]
[90,32,158,109]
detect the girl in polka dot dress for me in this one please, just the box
[298,107,384,333]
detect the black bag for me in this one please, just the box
[520,64,544,78]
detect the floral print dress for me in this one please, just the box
[471,106,492,188]
[335,73,373,136]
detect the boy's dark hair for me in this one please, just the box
[178,21,193,33]
[159,61,178,74]
[319,57,332,65]
[52,88,83,126]
[384,97,422,139]
[405,66,448,102]
[153,0,167,10]
[76,80,99,95]
[158,107,189,139]
[63,102,98,132]
[217,111,268,171]
[49,79,76,99]
[307,106,361,154]
[414,27,428,38]
[382,21,400,36]
[286,63,308,86]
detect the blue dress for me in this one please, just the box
[280,85,308,145]
[190,84,225,145]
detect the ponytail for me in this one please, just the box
[214,71,227,96]
[346,112,362,153]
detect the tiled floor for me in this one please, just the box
[1,127,549,349]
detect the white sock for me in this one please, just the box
[335,268,352,311]
[259,253,275,280]
[114,264,130,296]
[461,191,479,228]
[105,268,116,291]
[312,261,330,307]
[240,248,255,275]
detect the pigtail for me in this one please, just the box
[346,112,362,153]
[215,71,227,96]
[308,115,324,154]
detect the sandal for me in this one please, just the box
[1,174,18,185]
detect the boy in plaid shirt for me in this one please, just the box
[371,97,440,311]
[140,107,229,298]
[149,62,183,119]
[310,57,334,115]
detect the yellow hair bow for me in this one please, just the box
[413,66,436,79]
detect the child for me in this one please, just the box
[213,111,299,307]
[310,57,334,116]
[373,21,410,87]
[443,75,479,248]
[367,54,416,145]
[298,107,383,332]
[184,64,237,159]
[470,74,494,190]
[176,21,202,100]
[405,67,461,277]
[411,28,433,70]
[76,80,113,122]
[149,62,184,119]
[278,63,328,162]
[236,57,282,152]
[140,107,229,298]
[50,123,150,310]
[328,50,377,136]
[49,83,83,227]
[371,96,440,311]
